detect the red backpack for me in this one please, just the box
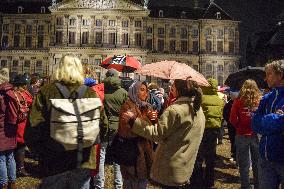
[13,90,29,123]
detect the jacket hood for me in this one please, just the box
[103,76,121,91]
[202,78,218,95]
[0,82,13,92]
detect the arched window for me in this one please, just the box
[159,10,164,18]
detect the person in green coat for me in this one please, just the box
[24,54,108,189]
[190,78,224,189]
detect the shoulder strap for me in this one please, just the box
[77,85,87,99]
[55,83,71,99]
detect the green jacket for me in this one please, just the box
[201,78,224,129]
[103,76,128,131]
[24,82,108,176]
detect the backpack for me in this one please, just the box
[13,90,29,123]
[50,83,101,166]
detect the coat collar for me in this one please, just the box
[175,96,193,103]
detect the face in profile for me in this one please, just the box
[138,84,148,101]
[265,66,283,88]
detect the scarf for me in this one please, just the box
[128,81,149,109]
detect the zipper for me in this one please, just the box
[265,136,268,160]
[264,89,278,161]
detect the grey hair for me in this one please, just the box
[265,59,284,79]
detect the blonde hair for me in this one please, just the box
[239,79,262,108]
[53,54,84,85]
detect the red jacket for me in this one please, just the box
[229,98,254,136]
[0,82,18,151]
[16,89,33,144]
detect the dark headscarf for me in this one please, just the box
[128,81,150,108]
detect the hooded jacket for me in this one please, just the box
[103,76,128,131]
[201,78,224,129]
[252,87,284,162]
[0,82,17,151]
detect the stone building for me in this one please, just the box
[0,0,240,85]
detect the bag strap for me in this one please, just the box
[55,82,88,168]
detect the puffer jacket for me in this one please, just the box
[201,78,224,129]
[252,87,284,162]
[0,82,17,151]
[25,82,108,176]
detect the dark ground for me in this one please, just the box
[16,130,242,189]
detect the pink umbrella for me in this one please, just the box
[135,60,209,86]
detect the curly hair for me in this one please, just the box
[239,79,262,109]
[174,79,202,116]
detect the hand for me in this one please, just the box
[276,109,284,115]
[122,111,135,122]
[147,110,158,121]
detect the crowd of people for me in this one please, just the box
[0,54,284,189]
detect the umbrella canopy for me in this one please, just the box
[135,60,209,86]
[224,66,267,90]
[101,55,141,72]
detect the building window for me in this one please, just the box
[36,60,42,67]
[69,32,76,44]
[181,11,186,19]
[3,24,9,33]
[158,28,164,35]
[82,19,90,26]
[134,21,142,27]
[18,6,23,13]
[205,28,212,36]
[95,32,102,44]
[218,75,224,86]
[38,35,44,48]
[122,20,128,28]
[229,29,235,39]
[146,39,152,50]
[2,36,8,48]
[56,17,63,25]
[206,64,212,72]
[12,60,19,67]
[94,59,101,66]
[38,25,44,34]
[157,39,164,52]
[14,35,20,48]
[109,20,116,27]
[56,31,63,44]
[96,19,102,26]
[181,41,188,53]
[180,28,188,39]
[26,25,32,34]
[147,27,152,34]
[122,33,129,45]
[217,41,223,53]
[170,27,176,38]
[192,41,198,53]
[108,33,116,45]
[159,10,164,18]
[216,12,221,19]
[169,40,176,52]
[229,42,235,53]
[193,64,199,71]
[82,32,89,44]
[206,40,212,53]
[69,18,76,26]
[24,60,30,67]
[192,29,198,38]
[1,60,7,68]
[26,36,32,48]
[41,6,46,13]
[218,65,224,72]
[218,29,223,38]
[14,24,21,33]
[135,33,142,46]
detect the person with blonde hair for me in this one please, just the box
[25,54,108,189]
[230,79,262,189]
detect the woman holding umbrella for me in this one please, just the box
[121,79,205,188]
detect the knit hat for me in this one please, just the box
[105,68,118,77]
[0,68,9,84]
